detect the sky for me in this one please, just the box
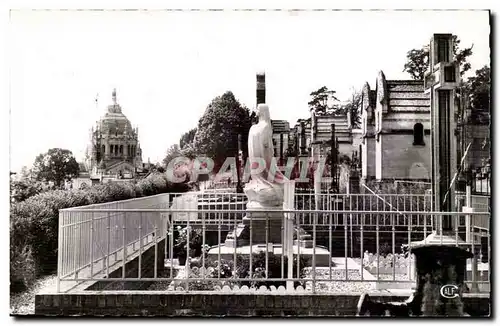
[8,9,490,172]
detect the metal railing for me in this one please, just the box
[456,193,490,213]
[57,194,171,292]
[56,203,490,294]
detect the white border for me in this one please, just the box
[1,1,497,324]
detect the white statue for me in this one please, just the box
[244,104,288,208]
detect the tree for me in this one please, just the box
[403,35,473,80]
[10,179,47,203]
[194,91,253,170]
[180,128,197,149]
[250,111,258,125]
[464,65,490,124]
[180,143,197,159]
[10,167,49,203]
[146,163,165,174]
[307,86,340,115]
[162,144,182,167]
[31,148,80,188]
[341,89,362,128]
[403,48,429,81]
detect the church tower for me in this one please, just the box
[88,89,143,179]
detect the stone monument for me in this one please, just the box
[218,103,288,247]
[207,72,330,267]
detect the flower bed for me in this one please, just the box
[302,268,377,293]
[168,252,308,291]
[362,251,413,276]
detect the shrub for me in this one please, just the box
[235,252,308,288]
[10,173,189,292]
[9,243,37,292]
[10,179,48,204]
[184,252,309,291]
[173,227,208,264]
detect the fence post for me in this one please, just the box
[56,210,63,293]
[462,184,479,292]
[465,184,472,243]
[286,181,295,291]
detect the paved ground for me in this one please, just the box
[10,275,57,315]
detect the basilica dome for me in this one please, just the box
[98,89,134,135]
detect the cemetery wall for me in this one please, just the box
[362,137,376,180]
[380,134,430,180]
[35,292,490,316]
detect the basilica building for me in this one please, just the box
[73,89,144,188]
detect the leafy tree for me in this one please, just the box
[31,148,80,188]
[307,86,339,115]
[341,89,362,128]
[180,143,197,159]
[403,35,473,80]
[194,91,253,170]
[162,144,182,167]
[10,175,48,203]
[403,48,429,81]
[250,111,258,125]
[180,128,197,149]
[19,166,32,180]
[464,65,490,124]
[146,163,165,174]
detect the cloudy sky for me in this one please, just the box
[8,9,490,172]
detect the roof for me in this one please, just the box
[386,80,429,112]
[97,90,135,135]
[271,120,290,133]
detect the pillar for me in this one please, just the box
[280,133,284,166]
[256,72,265,106]
[299,121,306,155]
[330,124,336,190]
[408,33,470,316]
[236,134,243,193]
[426,33,459,230]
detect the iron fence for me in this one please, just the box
[57,203,490,294]
[57,194,172,292]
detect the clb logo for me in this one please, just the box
[440,284,459,299]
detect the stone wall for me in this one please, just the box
[35,292,490,316]
[362,137,376,180]
[380,134,430,180]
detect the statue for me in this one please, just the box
[244,104,288,209]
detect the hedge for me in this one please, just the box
[10,173,191,292]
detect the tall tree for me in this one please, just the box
[162,144,182,167]
[403,35,473,80]
[31,148,80,188]
[194,91,253,170]
[180,128,197,149]
[180,143,197,160]
[308,86,339,115]
[341,89,362,128]
[464,65,490,124]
